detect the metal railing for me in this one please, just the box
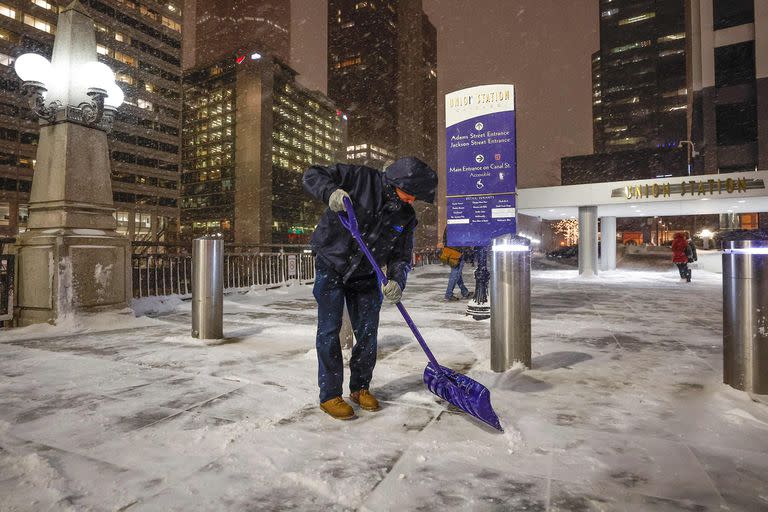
[132,247,441,299]
[0,254,14,324]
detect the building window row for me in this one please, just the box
[112,151,179,172]
[83,0,181,50]
[610,40,652,54]
[111,170,177,189]
[31,0,56,12]
[658,33,685,43]
[617,12,655,26]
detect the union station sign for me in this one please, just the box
[612,177,765,200]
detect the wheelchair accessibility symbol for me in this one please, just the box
[476,179,484,190]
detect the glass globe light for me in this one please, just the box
[14,53,52,85]
[82,61,116,92]
[104,82,124,109]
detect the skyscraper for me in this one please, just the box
[0,0,183,243]
[328,0,436,168]
[689,0,767,175]
[327,0,438,247]
[183,0,290,70]
[181,51,346,244]
[594,0,687,152]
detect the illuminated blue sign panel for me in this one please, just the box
[445,84,517,246]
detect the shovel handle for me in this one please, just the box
[338,196,444,373]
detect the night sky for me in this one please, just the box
[290,0,598,191]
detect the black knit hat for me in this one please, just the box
[385,157,438,204]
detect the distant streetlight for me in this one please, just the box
[14,42,123,130]
[678,140,698,176]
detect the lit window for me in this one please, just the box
[161,16,181,32]
[114,51,137,66]
[31,0,56,11]
[658,33,685,43]
[0,3,15,19]
[115,32,129,43]
[137,99,153,110]
[610,40,651,54]
[661,88,687,98]
[664,105,686,112]
[95,22,108,33]
[0,53,12,66]
[601,8,618,17]
[23,14,53,33]
[342,21,355,28]
[618,12,655,25]
[96,44,112,56]
[116,72,134,85]
[659,49,684,57]
[144,82,156,93]
[140,6,158,20]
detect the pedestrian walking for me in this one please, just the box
[688,236,698,265]
[672,232,692,282]
[303,157,437,420]
[440,229,474,301]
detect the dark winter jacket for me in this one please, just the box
[688,240,698,262]
[303,158,437,288]
[672,234,689,263]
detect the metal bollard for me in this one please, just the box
[722,239,768,395]
[192,235,223,339]
[490,234,531,371]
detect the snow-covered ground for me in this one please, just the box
[1,265,767,511]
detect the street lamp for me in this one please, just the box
[678,140,698,176]
[13,0,132,326]
[14,50,123,131]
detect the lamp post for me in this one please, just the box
[678,140,698,176]
[13,1,131,326]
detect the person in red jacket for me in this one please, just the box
[672,232,692,282]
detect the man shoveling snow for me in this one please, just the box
[303,157,437,420]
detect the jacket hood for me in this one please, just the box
[674,232,686,240]
[385,157,438,204]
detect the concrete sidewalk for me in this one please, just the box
[1,267,767,511]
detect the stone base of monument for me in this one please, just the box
[16,228,131,326]
[466,298,490,321]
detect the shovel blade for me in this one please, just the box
[423,363,503,431]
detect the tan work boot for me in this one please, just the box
[320,397,356,420]
[350,389,380,411]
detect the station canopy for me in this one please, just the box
[517,170,768,220]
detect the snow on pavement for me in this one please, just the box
[0,265,767,511]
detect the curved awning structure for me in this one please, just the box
[518,170,768,219]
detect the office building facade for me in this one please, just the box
[181,52,346,245]
[563,0,690,185]
[0,0,182,243]
[182,0,290,70]
[594,0,688,152]
[689,0,767,174]
[327,0,438,247]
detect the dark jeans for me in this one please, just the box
[445,258,469,299]
[676,262,690,279]
[313,259,382,403]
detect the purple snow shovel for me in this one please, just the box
[338,197,503,431]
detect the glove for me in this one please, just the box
[381,281,402,304]
[329,189,350,212]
